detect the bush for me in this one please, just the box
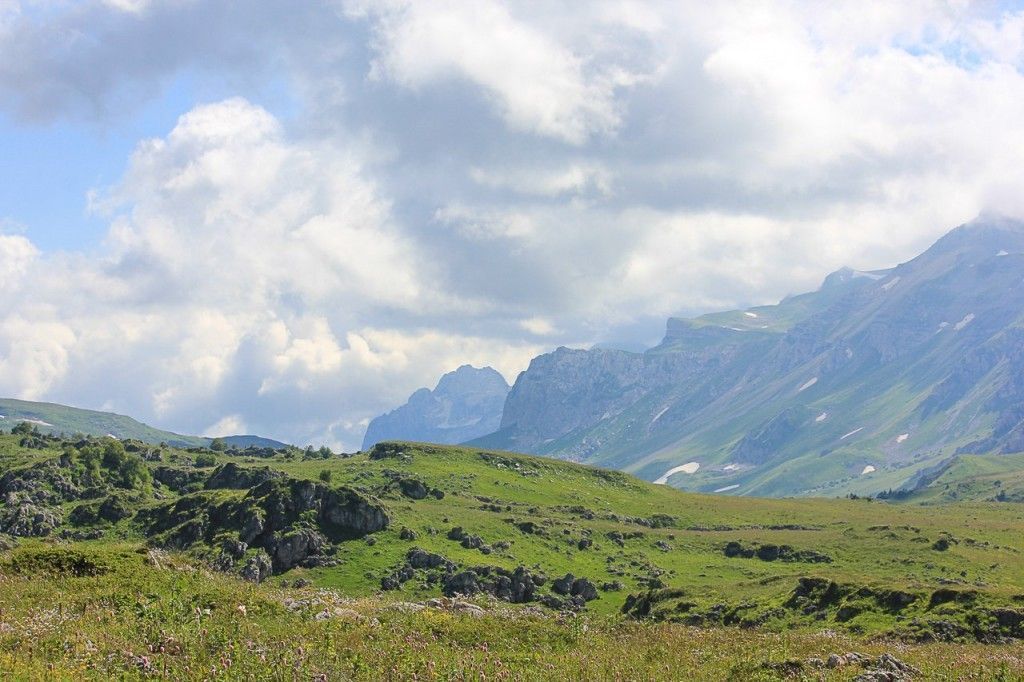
[210,438,227,452]
[195,453,217,468]
[319,469,333,483]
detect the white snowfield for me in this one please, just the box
[650,406,670,424]
[998,250,1009,256]
[654,462,700,484]
[840,427,864,440]
[954,313,975,331]
[744,311,758,318]
[17,418,53,427]
[861,465,876,475]
[816,412,828,422]
[722,463,740,472]
[882,276,901,291]
[853,270,885,280]
[714,484,740,493]
[798,377,818,392]
[896,433,909,443]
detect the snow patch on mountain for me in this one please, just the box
[798,377,818,392]
[954,313,975,331]
[654,462,700,484]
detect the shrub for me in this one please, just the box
[319,469,333,483]
[195,453,217,468]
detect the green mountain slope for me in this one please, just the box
[482,217,1024,498]
[0,398,286,449]
[4,432,1024,644]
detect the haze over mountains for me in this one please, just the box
[369,217,1024,498]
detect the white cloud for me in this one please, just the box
[4,1,1024,449]
[0,232,37,292]
[520,317,557,336]
[345,0,650,143]
[204,413,247,438]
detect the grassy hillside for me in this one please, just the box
[3,431,1024,677]
[0,398,287,449]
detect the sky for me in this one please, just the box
[2,0,1024,449]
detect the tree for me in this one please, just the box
[210,438,227,452]
[102,439,127,469]
[11,421,36,435]
[118,455,151,490]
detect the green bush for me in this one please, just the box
[195,453,217,468]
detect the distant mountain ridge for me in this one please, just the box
[361,365,509,450]
[471,217,1024,498]
[0,398,287,449]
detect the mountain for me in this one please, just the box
[475,217,1024,497]
[0,398,287,449]
[361,365,510,450]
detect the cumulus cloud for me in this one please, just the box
[2,1,1024,447]
[344,0,651,143]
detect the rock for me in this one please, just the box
[239,551,272,583]
[571,577,599,602]
[221,538,248,561]
[452,601,485,617]
[239,511,265,544]
[152,466,207,493]
[577,538,592,550]
[442,571,480,597]
[205,463,282,490]
[552,573,575,595]
[399,527,418,541]
[265,529,330,571]
[0,495,61,537]
[398,478,428,500]
[406,547,452,570]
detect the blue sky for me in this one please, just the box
[2,1,1024,449]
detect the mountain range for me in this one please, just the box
[369,217,1024,498]
[361,365,509,450]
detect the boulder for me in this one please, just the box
[398,478,428,500]
[205,463,282,490]
[443,571,481,597]
[239,551,272,583]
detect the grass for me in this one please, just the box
[4,433,1024,677]
[2,543,1024,680]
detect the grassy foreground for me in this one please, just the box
[4,430,1024,678]
[1,543,1024,680]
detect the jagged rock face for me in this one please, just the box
[205,463,282,490]
[139,476,389,577]
[477,218,1024,496]
[362,365,509,450]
